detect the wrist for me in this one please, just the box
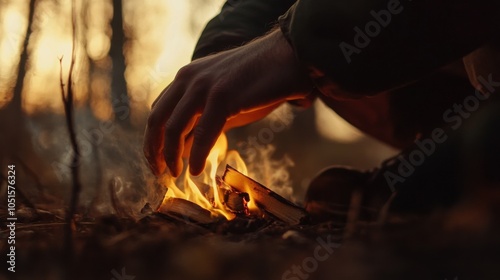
[265,29,315,95]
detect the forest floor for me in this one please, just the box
[1,204,500,280]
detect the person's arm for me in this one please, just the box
[144,29,313,177]
[193,0,296,59]
[279,0,500,98]
[143,0,498,177]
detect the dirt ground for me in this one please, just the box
[1,204,500,280]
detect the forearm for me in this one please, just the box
[280,0,500,97]
[145,29,313,176]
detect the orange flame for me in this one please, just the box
[159,133,251,220]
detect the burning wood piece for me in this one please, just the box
[193,178,250,215]
[222,165,307,225]
[216,177,250,214]
[158,197,224,225]
[224,191,250,214]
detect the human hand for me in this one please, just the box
[144,29,313,177]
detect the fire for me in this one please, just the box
[159,133,257,220]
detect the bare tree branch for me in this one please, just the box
[60,0,81,260]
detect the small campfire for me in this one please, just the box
[156,133,307,225]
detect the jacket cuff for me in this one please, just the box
[277,3,295,46]
[278,2,370,99]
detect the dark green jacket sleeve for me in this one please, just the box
[193,0,296,60]
[279,0,500,96]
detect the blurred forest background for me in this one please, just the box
[0,0,397,214]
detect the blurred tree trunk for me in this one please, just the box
[11,0,36,113]
[81,1,104,207]
[0,0,60,198]
[110,0,130,127]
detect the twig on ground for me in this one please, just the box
[0,222,96,234]
[109,178,128,218]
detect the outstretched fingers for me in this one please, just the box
[163,94,201,177]
[189,104,228,175]
[143,83,183,176]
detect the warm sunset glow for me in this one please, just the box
[315,99,364,143]
[0,0,225,115]
[1,6,26,67]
